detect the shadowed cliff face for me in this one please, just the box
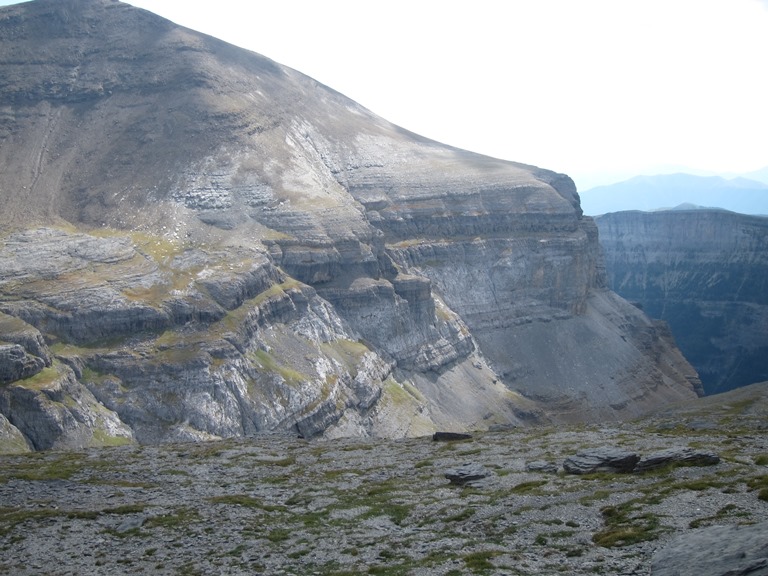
[596,210,768,394]
[0,0,698,451]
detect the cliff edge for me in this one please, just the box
[597,209,768,394]
[0,0,698,451]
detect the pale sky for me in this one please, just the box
[2,0,767,189]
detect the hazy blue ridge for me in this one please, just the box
[580,172,768,216]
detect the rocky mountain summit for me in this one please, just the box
[596,209,768,395]
[0,0,699,451]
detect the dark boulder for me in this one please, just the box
[432,432,473,442]
[444,463,490,486]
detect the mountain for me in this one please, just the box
[0,0,699,451]
[580,173,768,215]
[596,208,768,394]
[740,165,768,186]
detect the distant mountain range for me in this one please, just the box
[580,172,768,215]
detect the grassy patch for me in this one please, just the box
[104,504,147,515]
[367,564,410,576]
[592,500,664,548]
[463,550,501,571]
[13,365,61,391]
[0,507,60,537]
[2,453,85,482]
[361,502,409,526]
[510,479,549,494]
[144,506,200,529]
[689,504,746,528]
[207,494,285,512]
[1,502,146,537]
[217,279,302,333]
[249,349,307,386]
[380,378,425,409]
[445,508,475,522]
[321,339,370,375]
[267,527,291,542]
[91,429,134,448]
[753,454,768,466]
[746,475,768,501]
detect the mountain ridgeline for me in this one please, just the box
[0,0,699,452]
[596,209,768,395]
[580,173,768,216]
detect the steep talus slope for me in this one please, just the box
[0,0,697,451]
[596,209,768,394]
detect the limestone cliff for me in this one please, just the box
[596,209,768,394]
[0,0,698,451]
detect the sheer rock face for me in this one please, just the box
[0,0,698,451]
[596,209,768,394]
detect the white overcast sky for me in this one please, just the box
[2,0,767,189]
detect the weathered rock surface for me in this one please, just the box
[0,312,51,365]
[596,209,768,394]
[0,344,45,384]
[526,460,559,473]
[444,462,491,486]
[635,447,720,473]
[0,313,51,385]
[0,412,29,453]
[0,0,700,450]
[651,522,768,576]
[563,446,721,475]
[0,362,134,450]
[563,448,640,474]
[1,383,766,575]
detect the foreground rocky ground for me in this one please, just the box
[1,383,767,576]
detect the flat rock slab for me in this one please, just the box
[444,463,490,486]
[432,432,473,442]
[563,447,640,474]
[636,447,720,472]
[526,460,559,473]
[651,521,768,576]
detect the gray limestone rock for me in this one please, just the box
[597,209,768,395]
[635,447,720,473]
[0,0,702,449]
[115,515,147,534]
[0,364,134,451]
[563,448,640,474]
[0,312,52,366]
[0,412,31,453]
[651,521,768,576]
[526,460,559,473]
[0,344,45,384]
[444,463,491,486]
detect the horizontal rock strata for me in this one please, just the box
[0,0,700,450]
[596,209,768,394]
